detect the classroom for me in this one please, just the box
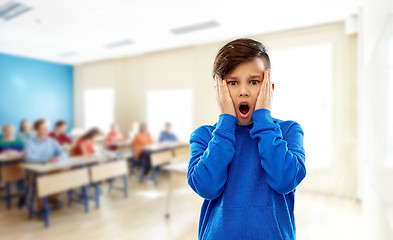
[0,0,392,239]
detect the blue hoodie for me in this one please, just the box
[188,109,306,240]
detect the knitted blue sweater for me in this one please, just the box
[187,109,306,240]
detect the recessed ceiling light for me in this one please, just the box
[57,51,78,58]
[0,1,31,21]
[170,20,219,35]
[105,39,134,49]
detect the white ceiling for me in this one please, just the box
[0,0,361,65]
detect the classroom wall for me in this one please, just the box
[358,0,393,238]
[0,53,74,132]
[74,22,358,199]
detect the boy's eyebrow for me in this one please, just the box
[226,76,238,80]
[249,74,261,78]
[226,74,261,80]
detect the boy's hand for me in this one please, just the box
[255,68,274,111]
[214,75,236,117]
[48,156,60,163]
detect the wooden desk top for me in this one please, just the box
[105,141,131,147]
[20,151,131,173]
[0,152,24,163]
[141,141,189,152]
[162,161,188,174]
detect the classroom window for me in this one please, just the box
[269,43,333,169]
[84,88,114,132]
[387,37,393,165]
[147,89,193,141]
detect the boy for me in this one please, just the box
[187,38,306,239]
[0,124,24,153]
[159,122,178,142]
[25,119,66,210]
[49,120,73,146]
[25,119,66,163]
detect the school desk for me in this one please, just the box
[20,152,130,228]
[138,141,189,185]
[162,156,189,219]
[0,152,25,209]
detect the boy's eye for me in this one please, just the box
[228,81,238,86]
[250,80,259,85]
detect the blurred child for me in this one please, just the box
[0,124,24,153]
[49,120,72,146]
[72,128,101,156]
[105,124,123,150]
[25,119,66,163]
[0,124,25,207]
[16,120,34,144]
[132,123,153,176]
[25,119,66,210]
[159,122,178,142]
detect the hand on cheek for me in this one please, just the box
[214,75,236,117]
[255,68,274,111]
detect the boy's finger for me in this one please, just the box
[214,76,219,99]
[217,75,222,100]
[267,70,271,96]
[223,79,229,96]
[264,71,268,96]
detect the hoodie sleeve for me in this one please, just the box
[187,113,237,200]
[249,109,306,195]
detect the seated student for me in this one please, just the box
[25,119,66,210]
[159,122,178,142]
[25,119,66,163]
[16,120,34,144]
[72,128,101,157]
[105,124,123,150]
[132,123,153,176]
[49,120,73,146]
[0,124,25,207]
[0,124,24,153]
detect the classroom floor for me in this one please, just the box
[0,174,362,240]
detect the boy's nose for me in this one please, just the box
[239,86,250,97]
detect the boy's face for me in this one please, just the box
[3,125,14,138]
[57,125,66,133]
[224,58,266,126]
[36,123,49,138]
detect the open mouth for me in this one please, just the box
[238,102,250,118]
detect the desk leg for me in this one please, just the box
[123,175,128,198]
[139,153,146,182]
[67,190,73,207]
[165,173,173,219]
[153,167,159,186]
[94,183,100,208]
[108,178,114,193]
[43,196,49,228]
[81,186,89,213]
[28,172,36,219]
[23,171,30,210]
[5,182,11,209]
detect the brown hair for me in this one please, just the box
[55,120,66,128]
[80,127,101,140]
[34,119,46,130]
[19,119,29,132]
[212,38,271,79]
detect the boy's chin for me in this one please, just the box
[236,115,253,126]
